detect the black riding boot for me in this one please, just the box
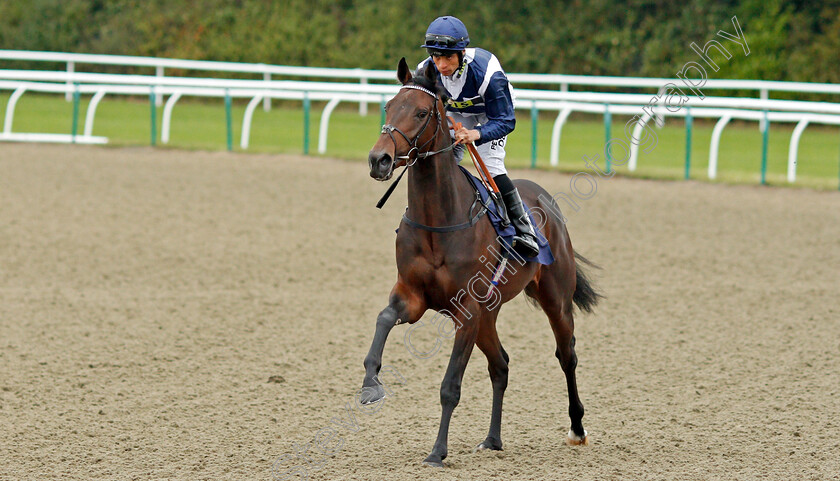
[501,188,540,259]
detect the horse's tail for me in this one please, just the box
[572,252,602,314]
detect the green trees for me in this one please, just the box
[0,0,837,82]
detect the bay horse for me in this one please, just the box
[361,58,600,467]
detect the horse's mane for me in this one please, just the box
[410,68,450,103]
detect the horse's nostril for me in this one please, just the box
[368,151,390,168]
[368,151,393,180]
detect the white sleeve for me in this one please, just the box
[416,58,432,74]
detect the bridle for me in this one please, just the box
[380,84,458,168]
[375,84,457,209]
[374,83,490,234]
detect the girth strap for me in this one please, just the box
[401,191,487,233]
[401,208,487,233]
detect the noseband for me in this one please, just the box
[375,85,489,234]
[375,84,457,209]
[380,84,455,165]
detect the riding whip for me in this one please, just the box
[450,118,509,226]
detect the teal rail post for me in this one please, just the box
[303,92,310,155]
[604,104,612,173]
[224,89,233,152]
[530,104,538,168]
[149,88,157,146]
[760,110,769,185]
[71,83,80,143]
[684,108,693,180]
[380,95,386,127]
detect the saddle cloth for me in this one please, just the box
[459,166,555,266]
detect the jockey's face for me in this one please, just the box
[432,51,462,77]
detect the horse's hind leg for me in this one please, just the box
[531,277,588,445]
[475,318,508,451]
[553,313,588,445]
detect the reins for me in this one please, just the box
[375,83,495,234]
[375,84,456,209]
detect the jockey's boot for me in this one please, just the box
[502,188,540,259]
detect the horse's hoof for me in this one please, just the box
[422,454,445,468]
[358,384,386,405]
[566,429,589,446]
[474,438,503,452]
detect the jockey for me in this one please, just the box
[418,15,540,259]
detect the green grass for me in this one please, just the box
[3,92,840,190]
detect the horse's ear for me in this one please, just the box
[424,61,437,85]
[397,57,412,85]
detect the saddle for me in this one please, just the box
[398,166,554,266]
[457,166,555,266]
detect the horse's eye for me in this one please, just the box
[418,110,428,119]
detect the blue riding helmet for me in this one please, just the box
[420,16,470,52]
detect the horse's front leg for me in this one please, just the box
[423,309,480,467]
[361,281,425,404]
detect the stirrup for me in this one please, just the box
[512,232,539,258]
[502,188,540,258]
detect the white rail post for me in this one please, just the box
[549,108,572,166]
[65,61,74,101]
[161,91,183,144]
[708,114,732,179]
[360,77,368,116]
[263,72,271,111]
[628,112,653,172]
[759,88,769,131]
[241,95,265,149]
[319,97,342,153]
[155,65,164,106]
[4,87,26,134]
[787,118,810,183]
[655,105,665,129]
[83,90,106,137]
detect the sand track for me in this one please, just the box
[1,144,838,480]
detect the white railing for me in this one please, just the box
[5,49,840,97]
[3,76,837,183]
[2,50,839,184]
[0,49,395,110]
[4,69,840,117]
[0,80,387,151]
[516,99,840,180]
[5,48,840,120]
